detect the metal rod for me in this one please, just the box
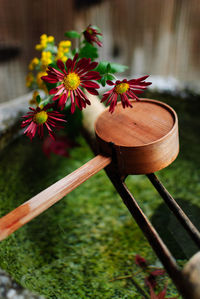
[147,173,200,249]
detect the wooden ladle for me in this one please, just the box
[0,98,179,241]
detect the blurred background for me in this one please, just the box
[0,0,200,103]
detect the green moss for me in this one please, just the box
[0,93,200,298]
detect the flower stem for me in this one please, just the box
[109,269,142,282]
[109,274,133,282]
[130,277,150,299]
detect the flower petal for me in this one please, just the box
[47,66,64,79]
[65,58,73,70]
[106,80,115,86]
[57,59,67,74]
[85,88,99,95]
[41,76,58,83]
[81,81,100,89]
[82,71,101,80]
[49,85,65,95]
[58,93,67,110]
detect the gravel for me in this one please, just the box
[0,268,45,299]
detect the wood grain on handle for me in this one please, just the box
[0,154,111,241]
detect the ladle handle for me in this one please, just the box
[0,154,111,241]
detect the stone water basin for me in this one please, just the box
[0,92,200,298]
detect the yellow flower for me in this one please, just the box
[41,34,47,40]
[41,51,52,69]
[56,40,71,62]
[26,72,34,87]
[56,50,64,59]
[28,57,39,71]
[35,44,43,51]
[65,41,71,47]
[42,51,51,58]
[63,48,69,54]
[59,40,71,48]
[41,39,47,48]
[35,34,54,51]
[61,56,67,63]
[29,90,39,106]
[56,49,68,63]
[48,36,54,43]
[36,71,48,93]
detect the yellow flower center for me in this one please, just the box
[33,111,48,124]
[88,29,93,35]
[115,83,129,94]
[63,72,80,90]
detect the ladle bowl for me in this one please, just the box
[95,98,179,174]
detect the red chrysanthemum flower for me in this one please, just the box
[149,285,178,299]
[41,54,101,112]
[42,135,78,158]
[135,254,148,269]
[101,76,152,113]
[83,24,102,47]
[145,269,166,289]
[21,104,66,140]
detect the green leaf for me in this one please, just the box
[79,43,98,60]
[48,62,57,69]
[98,73,116,87]
[40,99,50,107]
[64,30,81,39]
[39,95,54,108]
[106,63,111,73]
[90,25,101,32]
[45,81,58,92]
[100,76,106,87]
[106,74,115,81]
[94,61,128,75]
[109,62,128,74]
[71,48,78,56]
[94,61,109,74]
[36,95,41,105]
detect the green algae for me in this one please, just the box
[0,93,200,298]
